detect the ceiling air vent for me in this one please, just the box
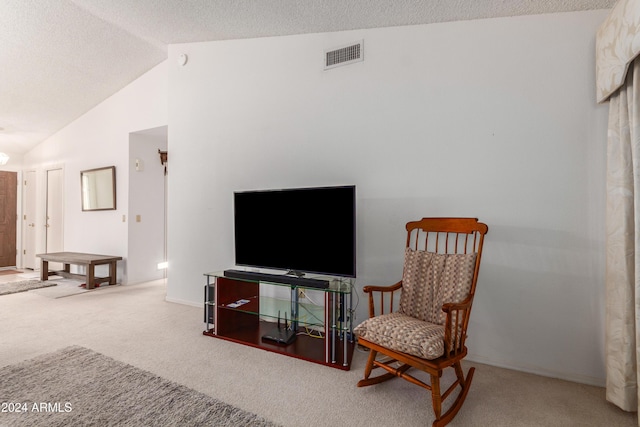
[324,40,363,70]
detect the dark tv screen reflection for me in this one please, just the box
[233,185,356,277]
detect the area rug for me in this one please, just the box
[0,346,279,427]
[0,280,56,296]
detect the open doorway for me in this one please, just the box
[127,126,167,284]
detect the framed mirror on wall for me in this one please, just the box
[81,166,116,211]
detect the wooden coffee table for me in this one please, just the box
[37,252,123,289]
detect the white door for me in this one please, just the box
[46,168,63,270]
[22,170,37,269]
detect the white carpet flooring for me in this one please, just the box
[0,275,635,427]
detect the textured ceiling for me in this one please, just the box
[0,0,617,156]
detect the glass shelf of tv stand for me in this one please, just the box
[205,270,352,330]
[204,270,353,293]
[216,295,324,329]
[203,270,355,370]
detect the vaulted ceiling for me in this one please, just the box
[0,0,616,156]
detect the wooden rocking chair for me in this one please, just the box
[354,217,488,427]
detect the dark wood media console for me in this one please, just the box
[203,272,354,370]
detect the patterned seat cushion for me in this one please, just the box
[354,312,445,359]
[355,248,477,360]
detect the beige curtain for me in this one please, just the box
[596,0,640,104]
[598,0,640,421]
[606,56,640,417]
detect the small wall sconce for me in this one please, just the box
[0,153,10,165]
[158,149,168,175]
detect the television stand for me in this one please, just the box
[203,271,354,370]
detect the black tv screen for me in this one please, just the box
[234,185,356,277]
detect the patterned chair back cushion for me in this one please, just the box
[399,248,477,325]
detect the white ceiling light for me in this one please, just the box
[0,153,9,165]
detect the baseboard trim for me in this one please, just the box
[165,296,201,308]
[466,354,605,387]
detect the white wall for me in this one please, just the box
[167,10,609,385]
[24,61,168,282]
[0,152,24,172]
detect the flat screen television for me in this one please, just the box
[233,185,356,278]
